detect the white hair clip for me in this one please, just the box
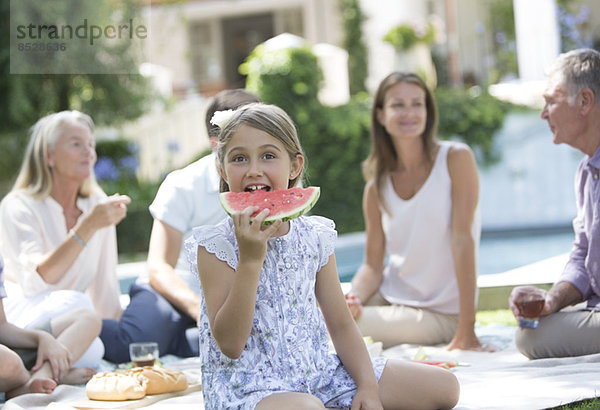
[210,109,236,129]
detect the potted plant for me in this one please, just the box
[383,21,436,51]
[383,19,438,88]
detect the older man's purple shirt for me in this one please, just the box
[560,145,600,309]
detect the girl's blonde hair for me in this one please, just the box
[362,72,438,210]
[216,103,305,192]
[12,110,102,199]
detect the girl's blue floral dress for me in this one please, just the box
[185,216,387,410]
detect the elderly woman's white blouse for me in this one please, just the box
[0,190,121,320]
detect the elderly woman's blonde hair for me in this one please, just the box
[12,110,102,199]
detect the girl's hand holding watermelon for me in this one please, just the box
[231,206,281,264]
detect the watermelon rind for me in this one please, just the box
[219,187,320,225]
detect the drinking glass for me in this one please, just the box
[129,342,159,367]
[515,288,546,329]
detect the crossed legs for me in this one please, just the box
[256,359,459,410]
[4,307,101,399]
[515,309,600,359]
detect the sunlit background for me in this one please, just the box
[2,0,599,280]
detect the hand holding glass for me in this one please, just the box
[129,342,159,367]
[514,288,546,329]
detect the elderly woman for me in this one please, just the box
[0,110,130,367]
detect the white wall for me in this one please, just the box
[453,0,488,84]
[360,0,430,92]
[513,0,560,82]
[121,97,211,181]
[143,5,191,92]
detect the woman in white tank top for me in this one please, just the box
[345,72,490,351]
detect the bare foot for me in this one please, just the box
[60,367,96,385]
[6,377,57,399]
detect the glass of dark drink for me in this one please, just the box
[129,342,159,367]
[515,289,546,329]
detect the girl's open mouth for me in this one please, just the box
[245,184,271,192]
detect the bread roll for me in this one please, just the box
[85,371,146,401]
[128,366,188,395]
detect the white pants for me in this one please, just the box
[5,288,104,368]
[515,307,600,359]
[356,292,458,348]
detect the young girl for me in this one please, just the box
[185,103,459,409]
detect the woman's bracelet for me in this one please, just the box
[69,229,87,247]
[346,293,362,306]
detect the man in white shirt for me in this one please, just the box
[100,89,260,362]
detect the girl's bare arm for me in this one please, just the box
[348,181,386,317]
[317,255,382,408]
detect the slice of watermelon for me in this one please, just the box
[219,186,320,225]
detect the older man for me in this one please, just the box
[509,48,600,359]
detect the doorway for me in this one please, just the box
[222,13,274,88]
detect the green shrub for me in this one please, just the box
[244,45,370,233]
[94,139,158,203]
[243,44,322,118]
[383,22,436,51]
[94,138,160,255]
[339,0,368,94]
[435,87,510,166]
[116,205,153,255]
[305,95,372,233]
[0,131,28,198]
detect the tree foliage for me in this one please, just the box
[1,0,152,132]
[435,87,511,165]
[94,139,158,254]
[485,0,518,83]
[383,21,436,51]
[0,0,153,196]
[244,44,370,233]
[339,0,368,95]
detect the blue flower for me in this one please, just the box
[558,4,592,50]
[495,32,507,44]
[94,157,120,182]
[576,5,590,24]
[119,155,139,176]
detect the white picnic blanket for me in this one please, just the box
[2,324,599,409]
[383,324,600,409]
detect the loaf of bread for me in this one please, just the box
[85,371,146,401]
[128,366,188,395]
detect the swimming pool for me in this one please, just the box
[334,229,574,283]
[116,229,574,294]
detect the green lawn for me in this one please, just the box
[476,309,517,326]
[551,398,600,410]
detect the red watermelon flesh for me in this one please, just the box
[219,186,320,224]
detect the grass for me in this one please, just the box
[550,398,600,409]
[118,252,147,264]
[476,308,517,326]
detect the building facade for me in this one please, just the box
[143,0,600,97]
